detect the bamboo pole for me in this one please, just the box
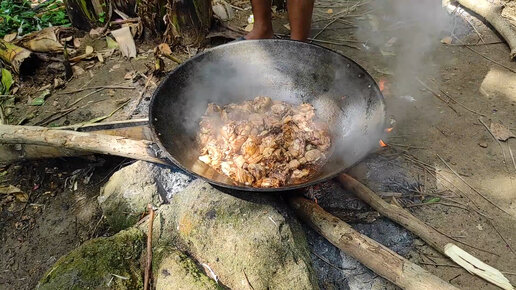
[288,196,459,290]
[338,173,514,290]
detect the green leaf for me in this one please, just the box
[1,68,13,94]
[106,36,118,49]
[424,197,441,203]
[30,89,51,106]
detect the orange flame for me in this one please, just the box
[385,127,393,133]
[379,79,386,92]
[379,139,387,147]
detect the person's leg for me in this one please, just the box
[287,0,314,41]
[245,0,274,39]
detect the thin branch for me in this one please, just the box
[416,78,459,115]
[452,35,516,73]
[437,88,486,117]
[479,118,507,167]
[437,154,512,217]
[144,204,155,290]
[58,85,135,95]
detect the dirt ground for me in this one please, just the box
[1,1,516,289]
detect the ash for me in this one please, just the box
[152,164,194,200]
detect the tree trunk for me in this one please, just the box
[137,0,167,39]
[65,0,110,31]
[0,39,39,75]
[164,0,212,47]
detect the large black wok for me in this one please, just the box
[149,39,385,192]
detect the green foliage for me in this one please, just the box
[0,0,70,38]
[0,68,13,94]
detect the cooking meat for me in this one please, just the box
[197,96,332,187]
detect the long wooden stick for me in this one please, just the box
[144,204,155,290]
[0,125,166,165]
[288,196,458,290]
[338,173,514,290]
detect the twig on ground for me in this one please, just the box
[311,17,340,42]
[444,41,504,46]
[489,221,516,256]
[452,35,516,73]
[67,88,104,107]
[508,143,516,170]
[463,16,485,44]
[311,250,356,271]
[437,154,512,217]
[144,204,155,290]
[405,201,470,212]
[35,106,78,126]
[479,118,507,167]
[136,75,154,106]
[420,262,461,268]
[437,88,486,117]
[388,142,427,150]
[275,33,360,49]
[416,78,459,115]
[59,85,135,95]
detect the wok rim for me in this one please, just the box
[149,39,385,192]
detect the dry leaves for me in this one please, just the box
[0,185,28,202]
[3,33,17,42]
[111,27,137,58]
[490,122,515,141]
[16,27,64,52]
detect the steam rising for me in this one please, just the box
[356,0,452,119]
[162,41,386,186]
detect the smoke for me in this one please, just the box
[355,0,452,120]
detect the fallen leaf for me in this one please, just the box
[1,68,14,94]
[30,89,51,106]
[4,32,17,42]
[72,66,85,76]
[106,36,118,49]
[15,27,64,52]
[53,78,65,89]
[0,185,28,202]
[283,23,291,31]
[157,43,172,56]
[73,37,82,48]
[97,52,104,63]
[441,36,453,44]
[212,0,235,21]
[490,122,515,141]
[124,71,136,80]
[85,45,94,55]
[89,27,104,38]
[424,197,441,203]
[111,27,137,58]
[327,8,333,14]
[478,141,488,148]
[244,23,254,32]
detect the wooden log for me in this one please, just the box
[0,124,166,165]
[456,0,516,59]
[338,173,514,290]
[0,39,39,75]
[288,196,458,290]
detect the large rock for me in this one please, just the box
[38,228,145,290]
[98,161,191,231]
[144,179,319,290]
[154,248,222,290]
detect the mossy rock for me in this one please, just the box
[38,228,145,290]
[154,248,222,290]
[143,180,319,290]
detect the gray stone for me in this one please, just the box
[143,179,319,290]
[154,248,222,290]
[98,161,191,231]
[38,228,145,290]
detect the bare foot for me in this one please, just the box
[244,26,274,40]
